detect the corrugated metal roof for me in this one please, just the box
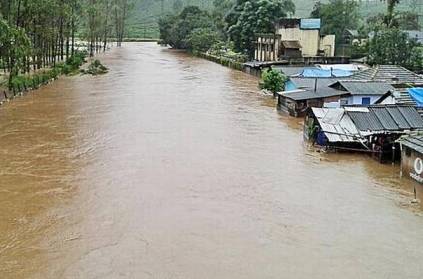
[392,89,423,116]
[386,107,410,129]
[312,108,361,142]
[398,135,423,154]
[279,88,346,101]
[398,106,423,128]
[347,110,384,131]
[370,107,399,130]
[279,77,345,101]
[332,81,395,96]
[351,65,423,84]
[346,105,423,132]
[313,106,423,143]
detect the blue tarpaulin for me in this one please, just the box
[285,80,297,91]
[298,68,352,78]
[408,88,423,107]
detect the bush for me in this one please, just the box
[261,69,287,94]
[66,51,87,69]
[208,41,248,63]
[186,28,220,53]
[84,60,109,75]
[6,50,91,93]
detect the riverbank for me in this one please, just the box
[123,38,160,42]
[197,52,245,72]
[0,50,109,106]
[197,52,268,77]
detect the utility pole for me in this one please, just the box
[161,0,164,15]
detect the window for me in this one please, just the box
[362,97,371,105]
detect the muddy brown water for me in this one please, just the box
[1,43,423,279]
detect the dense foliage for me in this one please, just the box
[84,59,109,75]
[310,0,360,44]
[6,51,87,94]
[261,69,287,94]
[0,0,129,90]
[158,6,219,50]
[368,27,423,71]
[225,0,295,56]
[128,0,420,39]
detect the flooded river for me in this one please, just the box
[1,43,423,278]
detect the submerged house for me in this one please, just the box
[328,80,395,106]
[277,79,394,117]
[305,105,423,162]
[255,18,336,62]
[277,88,348,117]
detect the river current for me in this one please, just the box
[0,43,422,278]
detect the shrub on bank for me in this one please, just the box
[208,41,248,63]
[8,50,88,94]
[83,60,109,75]
[260,69,287,94]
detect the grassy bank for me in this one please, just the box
[0,51,87,102]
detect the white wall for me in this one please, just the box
[343,95,381,105]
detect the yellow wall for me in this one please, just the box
[320,35,336,57]
[276,28,320,57]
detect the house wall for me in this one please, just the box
[319,35,336,57]
[323,96,341,108]
[276,27,320,57]
[401,147,423,183]
[342,95,381,105]
[379,95,395,105]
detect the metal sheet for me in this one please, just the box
[398,106,423,128]
[370,107,399,130]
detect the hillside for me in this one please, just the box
[126,0,422,38]
[126,0,214,38]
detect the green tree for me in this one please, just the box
[368,27,422,71]
[187,27,221,52]
[261,68,286,94]
[312,0,359,45]
[212,0,234,37]
[310,1,322,18]
[226,0,295,57]
[380,0,400,28]
[158,6,217,49]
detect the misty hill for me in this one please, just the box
[126,0,422,38]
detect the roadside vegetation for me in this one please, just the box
[260,69,287,95]
[158,0,422,72]
[0,0,130,95]
[83,60,109,75]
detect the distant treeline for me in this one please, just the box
[127,0,422,38]
[158,0,422,71]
